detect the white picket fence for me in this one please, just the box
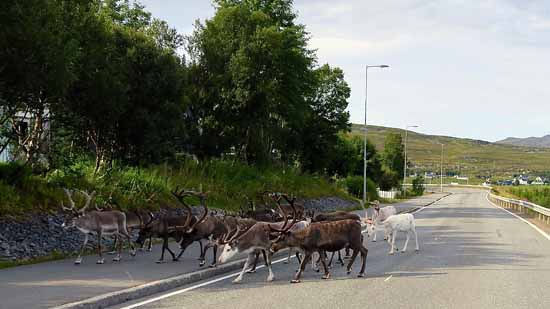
[377,189,399,199]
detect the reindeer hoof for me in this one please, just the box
[131,251,136,257]
[290,279,301,284]
[147,248,153,252]
[246,269,256,273]
[389,252,394,255]
[267,276,274,282]
[172,258,179,262]
[283,260,289,264]
[208,264,217,268]
[107,251,116,255]
[232,278,242,284]
[314,268,320,273]
[199,261,206,267]
[357,273,365,278]
[74,260,82,265]
[401,250,406,254]
[415,249,420,253]
[156,260,165,264]
[322,274,331,280]
[96,259,105,264]
[346,270,351,275]
[113,257,121,262]
[372,240,377,242]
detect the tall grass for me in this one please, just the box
[505,186,550,208]
[0,159,352,216]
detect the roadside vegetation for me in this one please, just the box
[493,186,550,208]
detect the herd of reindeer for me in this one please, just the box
[60,188,420,283]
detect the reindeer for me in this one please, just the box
[172,190,229,267]
[270,212,368,283]
[239,195,278,222]
[61,189,136,264]
[136,189,206,264]
[218,202,298,284]
[309,210,362,268]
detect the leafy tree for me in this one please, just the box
[299,64,351,172]
[383,133,405,177]
[187,0,315,164]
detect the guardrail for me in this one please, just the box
[489,193,550,224]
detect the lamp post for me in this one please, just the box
[440,143,444,192]
[363,64,389,209]
[403,125,419,193]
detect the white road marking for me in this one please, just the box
[384,275,393,282]
[485,193,550,242]
[120,257,290,309]
[412,193,452,214]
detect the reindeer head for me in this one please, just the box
[60,189,96,229]
[363,218,376,238]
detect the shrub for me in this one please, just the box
[412,175,425,196]
[343,175,378,201]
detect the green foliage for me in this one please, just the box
[379,169,400,191]
[412,175,425,196]
[382,133,405,177]
[506,186,550,208]
[342,175,378,201]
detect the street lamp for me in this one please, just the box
[403,125,419,193]
[363,64,389,209]
[440,143,444,192]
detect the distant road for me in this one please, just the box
[116,188,550,309]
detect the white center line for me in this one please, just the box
[384,275,393,282]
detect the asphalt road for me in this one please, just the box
[0,193,446,309]
[115,188,550,309]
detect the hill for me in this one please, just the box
[497,135,550,148]
[350,124,550,179]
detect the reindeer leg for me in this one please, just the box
[328,251,335,269]
[75,234,88,265]
[113,233,123,262]
[199,242,209,267]
[346,249,360,274]
[358,246,368,277]
[291,252,311,283]
[209,244,217,268]
[266,251,275,282]
[234,253,255,284]
[247,251,260,273]
[320,251,331,280]
[96,232,104,264]
[196,240,204,260]
[157,236,172,263]
[338,250,345,266]
[147,236,153,252]
[108,235,118,255]
[262,249,269,266]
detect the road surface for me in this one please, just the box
[114,188,550,309]
[0,193,446,309]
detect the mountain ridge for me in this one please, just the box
[497,135,550,148]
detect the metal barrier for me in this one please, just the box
[489,193,550,225]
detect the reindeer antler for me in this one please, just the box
[78,190,97,214]
[61,188,76,211]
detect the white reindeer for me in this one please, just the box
[367,213,419,255]
[369,202,396,242]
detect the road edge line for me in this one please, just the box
[485,193,550,242]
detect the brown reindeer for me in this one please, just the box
[218,203,298,283]
[61,189,136,264]
[270,204,368,283]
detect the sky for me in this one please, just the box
[139,0,550,142]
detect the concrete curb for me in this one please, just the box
[52,258,248,309]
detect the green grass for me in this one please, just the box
[494,185,550,208]
[0,251,67,269]
[351,124,550,179]
[0,159,353,217]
